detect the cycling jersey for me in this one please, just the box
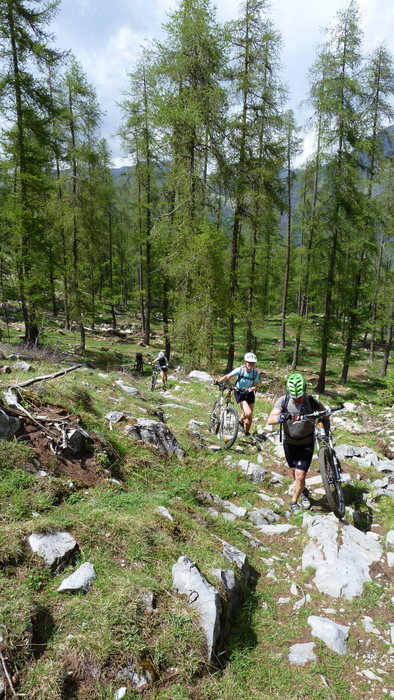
[274,395,326,445]
[229,365,258,392]
[157,356,168,370]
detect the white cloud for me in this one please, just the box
[51,0,394,164]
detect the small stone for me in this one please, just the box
[155,506,173,522]
[289,642,316,665]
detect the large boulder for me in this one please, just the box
[125,418,184,459]
[188,370,213,382]
[172,555,222,661]
[302,513,382,600]
[211,568,242,647]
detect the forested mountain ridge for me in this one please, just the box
[111,124,394,183]
[0,0,393,402]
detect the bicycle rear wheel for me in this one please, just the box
[210,400,221,434]
[318,446,345,519]
[219,407,239,448]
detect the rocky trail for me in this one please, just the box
[0,356,393,698]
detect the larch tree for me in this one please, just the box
[120,53,158,345]
[309,1,365,393]
[61,57,103,349]
[279,109,302,350]
[153,0,227,366]
[225,0,285,369]
[0,0,64,344]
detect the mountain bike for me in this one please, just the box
[300,405,345,519]
[150,364,159,391]
[210,383,239,448]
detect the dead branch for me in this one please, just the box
[0,650,24,698]
[7,364,82,390]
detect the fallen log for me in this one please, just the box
[6,363,82,390]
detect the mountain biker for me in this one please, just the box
[267,373,329,514]
[152,351,168,387]
[214,353,260,436]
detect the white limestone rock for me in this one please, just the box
[255,524,295,535]
[387,552,394,567]
[105,411,125,424]
[115,379,139,395]
[155,506,173,522]
[58,562,97,593]
[238,459,266,484]
[161,403,191,410]
[172,555,221,661]
[217,538,251,581]
[29,531,78,571]
[289,642,316,665]
[188,370,213,382]
[361,616,381,636]
[302,514,382,600]
[308,615,349,655]
[12,361,32,372]
[124,418,184,459]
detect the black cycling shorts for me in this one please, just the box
[283,441,314,472]
[235,390,255,406]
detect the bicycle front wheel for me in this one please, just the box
[150,373,157,391]
[210,400,221,434]
[219,407,239,448]
[318,446,345,519]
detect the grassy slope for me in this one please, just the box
[0,315,393,699]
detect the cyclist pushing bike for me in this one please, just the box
[151,351,168,388]
[214,353,260,436]
[267,373,329,514]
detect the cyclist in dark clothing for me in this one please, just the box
[152,351,168,387]
[267,373,328,514]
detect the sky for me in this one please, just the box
[51,0,394,167]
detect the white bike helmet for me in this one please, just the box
[159,351,165,358]
[244,352,257,363]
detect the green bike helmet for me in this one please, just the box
[286,373,306,398]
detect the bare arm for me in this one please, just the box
[216,372,232,384]
[267,408,282,425]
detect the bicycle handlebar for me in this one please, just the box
[213,382,234,392]
[299,404,344,421]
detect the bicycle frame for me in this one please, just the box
[218,383,236,411]
[301,407,342,470]
[299,405,345,518]
[150,364,160,390]
[210,383,239,448]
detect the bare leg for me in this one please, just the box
[291,467,307,503]
[241,400,254,434]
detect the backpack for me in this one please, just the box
[235,365,259,390]
[279,394,319,442]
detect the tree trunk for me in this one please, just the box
[340,250,365,384]
[381,291,394,377]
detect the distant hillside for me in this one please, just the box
[110,165,133,182]
[381,124,394,157]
